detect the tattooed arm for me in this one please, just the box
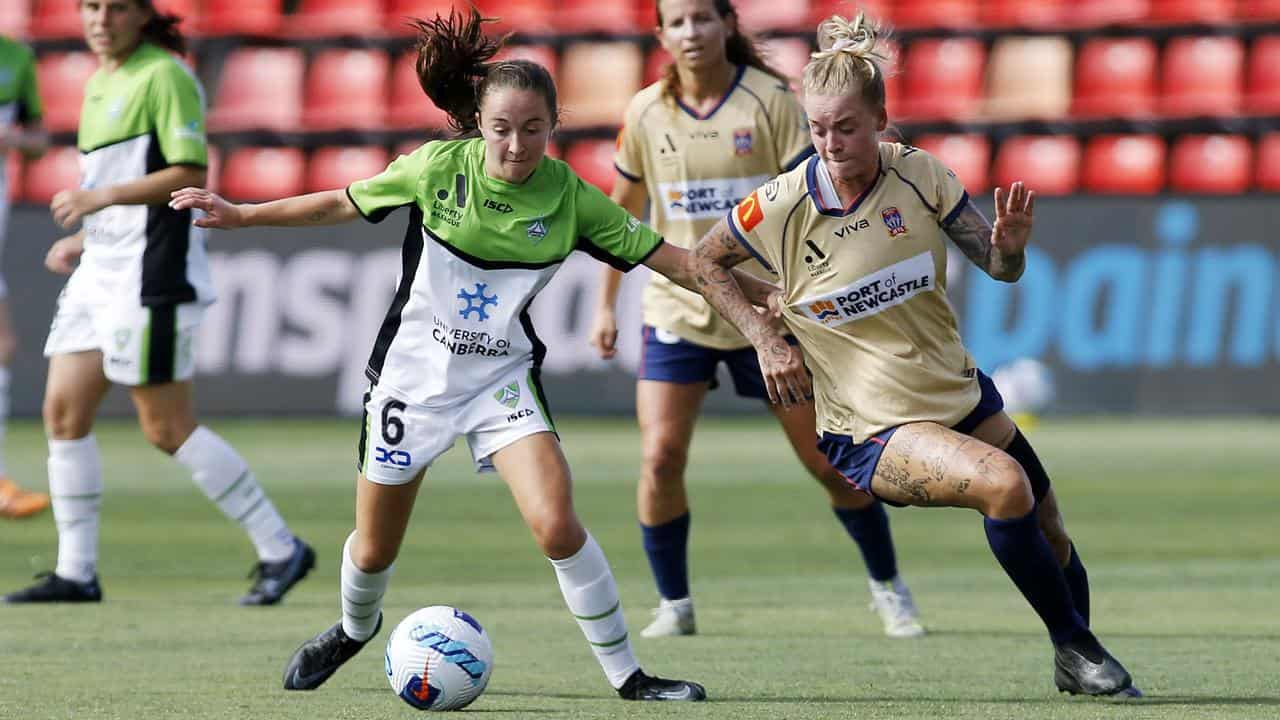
[642,242,780,308]
[681,218,812,407]
[168,188,359,229]
[945,182,1036,282]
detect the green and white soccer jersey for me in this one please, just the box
[347,138,663,410]
[0,36,43,297]
[77,41,212,306]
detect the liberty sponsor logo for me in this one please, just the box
[493,381,521,408]
[803,239,832,277]
[881,207,907,237]
[527,217,548,241]
[796,251,935,327]
[457,283,498,321]
[733,128,754,155]
[660,175,769,221]
[431,315,512,357]
[431,199,462,227]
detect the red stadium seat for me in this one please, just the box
[1169,135,1252,193]
[1071,0,1148,27]
[808,0,892,26]
[388,50,452,131]
[564,139,618,195]
[1240,0,1280,21]
[1081,135,1166,194]
[553,0,637,32]
[993,136,1081,196]
[220,148,306,202]
[1246,36,1280,114]
[495,44,559,82]
[153,0,199,24]
[0,0,31,37]
[29,0,81,39]
[559,42,641,128]
[5,151,22,202]
[732,0,811,32]
[898,39,985,121]
[980,0,1065,28]
[912,134,990,192]
[306,146,391,193]
[1147,0,1235,24]
[209,48,304,131]
[1072,38,1158,117]
[303,49,389,131]
[36,52,98,133]
[893,0,979,29]
[290,0,384,37]
[21,146,80,204]
[385,0,553,35]
[197,0,282,35]
[1161,36,1245,117]
[1256,133,1280,190]
[759,37,811,89]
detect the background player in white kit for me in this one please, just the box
[4,0,313,606]
[0,35,51,519]
[590,0,922,639]
[169,9,787,702]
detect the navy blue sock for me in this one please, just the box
[640,512,691,600]
[983,507,1087,645]
[1062,544,1090,627]
[833,503,898,582]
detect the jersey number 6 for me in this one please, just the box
[381,399,407,446]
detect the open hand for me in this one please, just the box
[991,181,1035,257]
[169,187,245,229]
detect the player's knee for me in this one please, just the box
[42,393,92,440]
[530,513,586,559]
[641,440,689,488]
[350,538,396,573]
[139,417,192,455]
[984,453,1035,518]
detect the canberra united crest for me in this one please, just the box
[494,382,521,409]
[527,217,548,242]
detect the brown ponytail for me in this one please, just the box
[139,2,187,55]
[656,0,785,105]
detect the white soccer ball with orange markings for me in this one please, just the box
[385,606,494,711]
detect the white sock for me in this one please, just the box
[0,367,9,476]
[548,532,640,689]
[175,426,295,563]
[341,531,392,641]
[50,434,103,583]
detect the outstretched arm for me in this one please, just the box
[169,187,359,229]
[684,219,811,407]
[641,241,779,308]
[945,181,1035,282]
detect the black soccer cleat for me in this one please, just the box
[617,669,707,701]
[1053,634,1133,696]
[240,538,315,606]
[3,572,102,603]
[283,614,382,691]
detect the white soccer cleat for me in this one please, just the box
[640,597,697,638]
[868,576,926,638]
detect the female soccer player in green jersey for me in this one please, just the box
[686,12,1140,698]
[589,0,923,640]
[170,9,785,703]
[5,0,313,606]
[0,34,51,519]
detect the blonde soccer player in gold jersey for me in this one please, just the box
[686,12,1141,697]
[590,0,923,640]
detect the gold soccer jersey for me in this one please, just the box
[615,65,812,349]
[727,143,983,442]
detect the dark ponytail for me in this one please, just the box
[139,2,187,55]
[411,8,558,136]
[657,0,785,105]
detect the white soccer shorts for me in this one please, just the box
[358,365,557,485]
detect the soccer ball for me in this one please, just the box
[385,606,494,711]
[991,357,1056,416]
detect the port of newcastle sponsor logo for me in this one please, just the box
[797,252,935,327]
[659,176,769,221]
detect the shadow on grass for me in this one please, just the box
[489,689,1280,707]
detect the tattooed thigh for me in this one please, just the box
[872,422,1007,510]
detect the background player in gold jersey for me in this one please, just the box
[687,12,1139,697]
[590,0,923,640]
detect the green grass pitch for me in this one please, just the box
[2,416,1278,719]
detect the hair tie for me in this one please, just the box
[830,38,854,52]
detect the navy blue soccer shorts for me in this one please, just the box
[637,325,773,400]
[818,369,1006,507]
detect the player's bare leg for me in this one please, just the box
[493,432,705,701]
